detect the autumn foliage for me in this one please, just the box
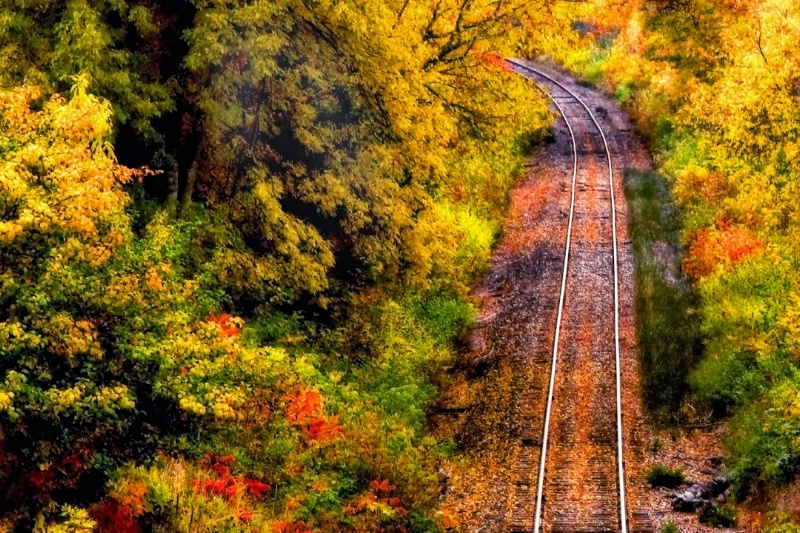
[683,220,762,279]
[273,521,312,533]
[285,389,344,442]
[206,312,242,337]
[0,0,554,528]
[90,500,140,533]
[0,84,295,528]
[192,454,271,503]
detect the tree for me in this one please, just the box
[0,81,299,524]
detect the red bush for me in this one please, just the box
[285,390,322,424]
[193,454,270,502]
[244,478,271,499]
[90,499,140,533]
[306,416,344,441]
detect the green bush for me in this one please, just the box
[645,465,685,488]
[764,512,800,532]
[404,293,475,347]
[724,383,800,497]
[698,503,738,528]
[661,520,678,533]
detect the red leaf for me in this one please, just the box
[224,483,238,502]
[370,478,396,495]
[305,416,344,441]
[244,478,271,499]
[90,499,140,533]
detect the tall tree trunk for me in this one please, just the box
[181,148,200,206]
[168,159,179,203]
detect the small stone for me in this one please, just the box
[717,494,726,503]
[688,483,708,498]
[672,493,704,512]
[711,475,730,496]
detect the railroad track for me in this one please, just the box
[501,60,651,533]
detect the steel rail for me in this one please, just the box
[514,65,578,533]
[507,58,628,533]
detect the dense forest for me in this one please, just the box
[2,0,800,531]
[0,0,555,530]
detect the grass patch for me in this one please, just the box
[404,292,475,347]
[645,464,686,488]
[661,520,678,533]
[698,503,738,527]
[623,169,702,424]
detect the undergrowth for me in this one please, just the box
[645,464,685,488]
[622,169,701,424]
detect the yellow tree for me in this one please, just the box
[0,82,303,524]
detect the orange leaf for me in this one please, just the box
[285,389,322,424]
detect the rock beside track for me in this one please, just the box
[668,476,732,513]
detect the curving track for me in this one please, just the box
[502,59,651,533]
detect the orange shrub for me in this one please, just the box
[684,220,762,279]
[284,390,344,442]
